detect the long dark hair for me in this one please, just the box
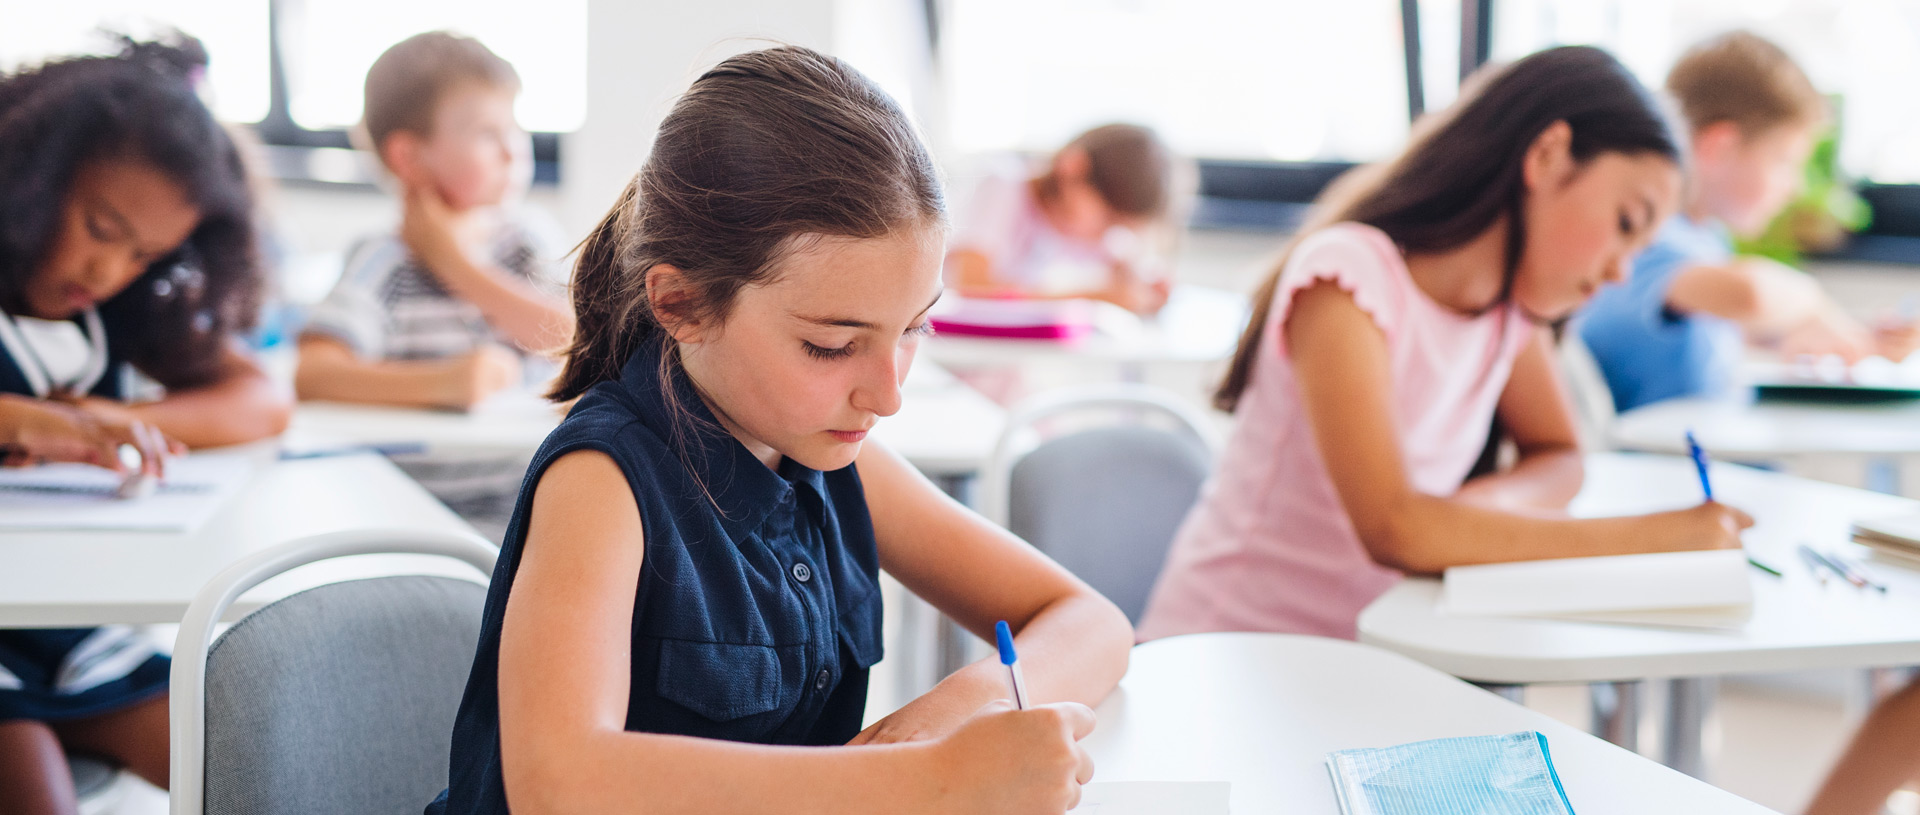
[1214,45,1679,412]
[550,46,945,420]
[0,33,260,390]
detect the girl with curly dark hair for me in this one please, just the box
[0,34,291,812]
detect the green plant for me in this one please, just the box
[1734,112,1872,265]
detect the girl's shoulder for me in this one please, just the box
[1267,221,1413,335]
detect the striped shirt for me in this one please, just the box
[305,220,560,360]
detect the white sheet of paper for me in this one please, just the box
[1068,781,1230,813]
[1443,549,1753,618]
[0,450,254,533]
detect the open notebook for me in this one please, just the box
[0,450,254,533]
[1443,549,1754,630]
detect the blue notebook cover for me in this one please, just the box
[1326,731,1576,815]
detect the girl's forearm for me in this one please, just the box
[126,367,291,447]
[916,591,1132,723]
[1371,492,1668,574]
[1454,446,1584,514]
[506,728,942,815]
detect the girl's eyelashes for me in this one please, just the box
[1618,211,1634,235]
[907,322,935,338]
[803,340,855,361]
[85,210,117,243]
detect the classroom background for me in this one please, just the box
[9,1,1920,813]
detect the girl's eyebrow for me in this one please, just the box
[794,289,945,330]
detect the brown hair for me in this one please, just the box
[1214,46,1680,412]
[1038,123,1186,219]
[549,45,944,421]
[1667,30,1826,138]
[362,31,520,150]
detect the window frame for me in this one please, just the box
[251,0,560,186]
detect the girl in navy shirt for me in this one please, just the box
[0,35,290,811]
[431,46,1133,815]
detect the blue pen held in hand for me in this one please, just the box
[1691,431,1784,578]
[995,620,1030,710]
[1686,430,1713,502]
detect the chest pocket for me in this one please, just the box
[652,639,806,741]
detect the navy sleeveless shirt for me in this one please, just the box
[429,340,885,814]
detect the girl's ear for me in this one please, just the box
[1522,120,1576,192]
[646,263,705,343]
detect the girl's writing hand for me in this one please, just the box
[0,394,181,474]
[924,700,1096,815]
[1654,502,1754,551]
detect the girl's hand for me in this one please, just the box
[1647,502,1754,552]
[0,394,181,475]
[925,700,1096,815]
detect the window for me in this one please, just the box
[280,0,587,134]
[0,0,269,124]
[1492,0,1920,186]
[941,0,1414,163]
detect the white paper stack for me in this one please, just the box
[1443,550,1754,629]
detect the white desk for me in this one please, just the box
[1087,633,1776,814]
[0,447,485,628]
[1360,452,1920,777]
[1611,397,1920,459]
[288,361,1007,480]
[1361,453,1920,685]
[923,285,1248,370]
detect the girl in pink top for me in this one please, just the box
[1139,46,1755,642]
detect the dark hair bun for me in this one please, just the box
[113,31,210,81]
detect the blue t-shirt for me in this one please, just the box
[428,338,884,815]
[1577,215,1746,411]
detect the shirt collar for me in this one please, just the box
[615,339,829,539]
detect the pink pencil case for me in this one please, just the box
[930,298,1096,341]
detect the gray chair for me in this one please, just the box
[979,385,1217,624]
[170,528,498,815]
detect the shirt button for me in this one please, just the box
[780,489,795,504]
[815,669,831,691]
[791,562,812,583]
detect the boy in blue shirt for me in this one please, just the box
[1579,31,1916,412]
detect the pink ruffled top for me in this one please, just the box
[1138,222,1533,640]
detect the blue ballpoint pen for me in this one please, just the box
[995,620,1030,710]
[1691,430,1783,577]
[1686,430,1713,502]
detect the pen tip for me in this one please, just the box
[995,620,1016,665]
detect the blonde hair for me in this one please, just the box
[362,31,520,150]
[1667,31,1826,138]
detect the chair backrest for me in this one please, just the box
[981,385,1216,623]
[171,528,498,815]
[1557,330,1619,450]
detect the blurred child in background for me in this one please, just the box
[945,124,1193,315]
[1578,31,1918,412]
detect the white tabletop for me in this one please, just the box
[287,361,1007,478]
[1611,397,1920,458]
[1359,452,1920,684]
[1087,633,1776,813]
[922,285,1248,369]
[0,445,486,628]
